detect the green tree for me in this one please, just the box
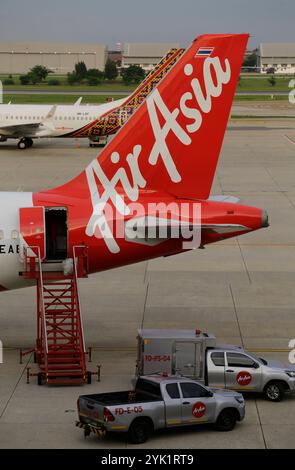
[3,78,14,85]
[86,69,104,82]
[86,68,104,83]
[30,65,51,82]
[268,75,276,87]
[67,71,79,85]
[47,78,60,86]
[121,65,146,85]
[19,74,30,85]
[243,49,258,69]
[104,59,118,80]
[87,77,99,86]
[75,61,87,81]
[27,72,39,85]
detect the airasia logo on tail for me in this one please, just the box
[85,55,231,253]
[237,371,252,386]
[192,401,206,418]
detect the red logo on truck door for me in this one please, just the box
[236,371,252,386]
[192,402,206,418]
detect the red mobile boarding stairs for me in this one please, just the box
[21,245,91,385]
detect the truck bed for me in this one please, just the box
[80,390,162,406]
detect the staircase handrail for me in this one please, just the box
[72,246,87,355]
[23,246,48,357]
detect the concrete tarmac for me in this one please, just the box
[0,118,295,448]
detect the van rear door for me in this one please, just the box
[174,342,202,379]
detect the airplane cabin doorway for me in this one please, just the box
[45,208,68,261]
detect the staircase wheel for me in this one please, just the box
[37,372,43,386]
[87,371,92,385]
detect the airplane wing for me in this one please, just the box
[0,105,57,137]
[0,122,41,137]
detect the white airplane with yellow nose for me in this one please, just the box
[0,48,183,149]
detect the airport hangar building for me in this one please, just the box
[121,42,180,71]
[0,42,180,74]
[259,43,295,74]
[0,42,107,74]
[1,41,295,76]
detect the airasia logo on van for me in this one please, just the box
[192,401,206,418]
[236,371,252,386]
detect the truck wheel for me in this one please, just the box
[214,409,236,432]
[128,418,153,444]
[264,381,285,402]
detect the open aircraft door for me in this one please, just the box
[19,207,46,261]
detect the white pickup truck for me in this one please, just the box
[76,375,245,444]
[137,329,295,401]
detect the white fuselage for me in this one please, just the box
[0,192,34,290]
[0,98,126,138]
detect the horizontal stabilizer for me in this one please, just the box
[209,195,240,203]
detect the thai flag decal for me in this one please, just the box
[195,47,214,57]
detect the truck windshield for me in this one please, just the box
[247,352,268,365]
[259,358,268,365]
[255,355,268,365]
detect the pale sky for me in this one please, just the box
[0,0,294,49]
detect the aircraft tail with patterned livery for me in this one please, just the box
[57,34,250,199]
[0,48,184,149]
[68,48,184,138]
[0,34,268,291]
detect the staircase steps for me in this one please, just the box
[22,245,89,385]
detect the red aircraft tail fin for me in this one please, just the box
[47,34,248,203]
